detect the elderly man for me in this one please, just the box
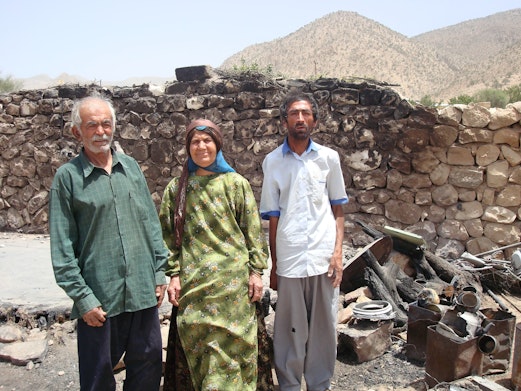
[49,93,168,391]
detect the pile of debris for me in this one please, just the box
[337,221,521,388]
[455,246,521,294]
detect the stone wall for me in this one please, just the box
[1,66,520,259]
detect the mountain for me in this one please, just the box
[18,73,90,90]
[220,9,521,102]
[16,73,173,91]
[413,9,521,70]
[437,40,521,99]
[413,9,521,99]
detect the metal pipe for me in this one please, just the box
[475,242,521,257]
[478,335,498,354]
[485,288,509,312]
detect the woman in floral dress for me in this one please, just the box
[160,119,272,391]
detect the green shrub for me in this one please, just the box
[0,73,22,93]
[448,94,473,105]
[472,88,509,108]
[228,58,280,78]
[506,85,521,103]
[419,95,440,107]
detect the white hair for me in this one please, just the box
[70,92,116,130]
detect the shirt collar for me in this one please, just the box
[79,148,122,177]
[282,137,319,155]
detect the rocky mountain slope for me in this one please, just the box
[220,9,521,102]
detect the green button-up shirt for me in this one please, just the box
[49,149,168,319]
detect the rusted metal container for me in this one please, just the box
[480,308,516,375]
[425,325,483,388]
[512,323,521,388]
[406,304,442,362]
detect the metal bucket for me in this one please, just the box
[406,304,442,362]
[425,325,482,388]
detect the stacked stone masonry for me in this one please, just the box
[0,66,520,259]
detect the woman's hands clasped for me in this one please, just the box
[168,273,264,305]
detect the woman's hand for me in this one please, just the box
[167,276,181,306]
[248,272,264,303]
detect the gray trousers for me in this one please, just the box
[273,273,339,391]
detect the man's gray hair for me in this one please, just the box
[70,92,116,129]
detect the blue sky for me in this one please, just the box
[2,1,520,81]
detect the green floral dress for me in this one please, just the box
[160,172,269,391]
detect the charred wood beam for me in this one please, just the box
[362,250,407,312]
[389,237,441,282]
[395,268,423,303]
[390,236,424,259]
[355,220,384,239]
[363,267,407,326]
[412,255,441,282]
[423,250,481,292]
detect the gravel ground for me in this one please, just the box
[1,311,517,391]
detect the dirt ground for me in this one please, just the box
[1,303,426,391]
[1,232,520,390]
[0,316,426,391]
[1,298,520,391]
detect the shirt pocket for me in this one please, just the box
[307,163,328,205]
[129,191,149,221]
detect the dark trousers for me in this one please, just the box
[77,306,162,391]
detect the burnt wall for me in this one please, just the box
[1,66,520,259]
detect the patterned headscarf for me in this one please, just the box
[173,119,235,247]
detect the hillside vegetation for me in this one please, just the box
[220,9,521,102]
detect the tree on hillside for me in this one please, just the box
[506,85,521,103]
[473,89,509,108]
[0,72,22,93]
